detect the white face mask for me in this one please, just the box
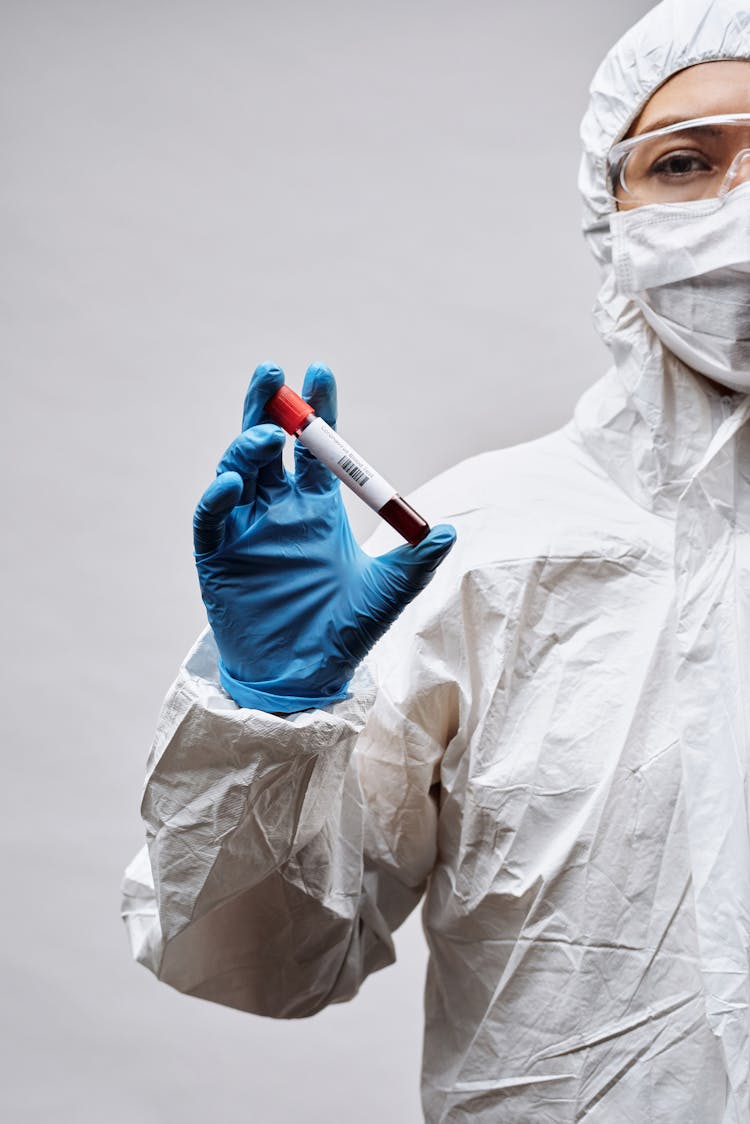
[610,183,750,392]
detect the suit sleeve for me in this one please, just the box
[121,559,461,1018]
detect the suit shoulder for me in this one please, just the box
[405,426,664,568]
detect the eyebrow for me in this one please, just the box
[634,113,749,135]
[635,114,703,134]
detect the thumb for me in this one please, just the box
[376,523,457,597]
[336,524,457,670]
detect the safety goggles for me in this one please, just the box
[607,113,750,205]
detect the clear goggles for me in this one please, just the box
[607,113,750,205]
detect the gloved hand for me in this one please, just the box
[193,362,457,713]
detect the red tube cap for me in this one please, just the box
[265,385,315,435]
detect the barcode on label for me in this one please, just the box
[338,455,371,487]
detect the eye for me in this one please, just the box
[649,149,713,179]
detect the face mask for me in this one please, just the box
[610,183,750,392]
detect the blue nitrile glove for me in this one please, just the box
[193,362,457,713]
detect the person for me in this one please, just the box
[122,0,750,1118]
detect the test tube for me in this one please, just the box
[265,385,430,546]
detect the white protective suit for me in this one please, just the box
[123,1,750,1119]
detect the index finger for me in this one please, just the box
[241,362,286,431]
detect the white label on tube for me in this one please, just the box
[298,416,396,511]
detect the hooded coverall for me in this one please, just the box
[123,1,750,1118]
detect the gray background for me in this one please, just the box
[2,1,654,1120]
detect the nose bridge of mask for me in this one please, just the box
[610,182,750,294]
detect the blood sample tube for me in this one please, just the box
[265,385,430,546]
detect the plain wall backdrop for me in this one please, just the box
[2,1,655,1120]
